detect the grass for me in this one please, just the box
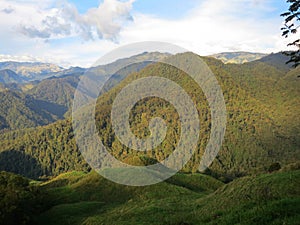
[34,169,300,225]
[36,201,105,225]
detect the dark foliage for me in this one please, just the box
[281,0,300,68]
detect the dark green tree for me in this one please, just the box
[281,0,300,68]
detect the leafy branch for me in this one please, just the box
[281,0,300,68]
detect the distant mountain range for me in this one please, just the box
[0,51,171,85]
[0,51,294,132]
[0,69,28,84]
[0,52,289,85]
[0,61,64,82]
[0,52,170,130]
[210,51,268,64]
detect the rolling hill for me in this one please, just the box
[1,167,299,225]
[0,52,298,181]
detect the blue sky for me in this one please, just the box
[68,0,100,13]
[69,0,289,20]
[70,0,200,17]
[0,0,294,67]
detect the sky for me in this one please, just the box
[0,0,295,67]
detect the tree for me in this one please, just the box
[281,0,300,68]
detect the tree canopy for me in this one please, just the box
[281,0,300,68]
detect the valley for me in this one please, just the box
[0,51,299,225]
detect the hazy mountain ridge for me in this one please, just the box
[0,52,172,132]
[0,52,170,84]
[0,69,28,84]
[0,51,286,85]
[255,52,292,72]
[210,51,267,64]
[0,61,64,81]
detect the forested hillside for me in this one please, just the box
[0,52,299,181]
[0,91,67,131]
[27,75,81,113]
[0,69,28,84]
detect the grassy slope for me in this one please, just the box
[35,169,300,225]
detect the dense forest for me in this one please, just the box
[0,52,299,181]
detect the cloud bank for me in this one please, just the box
[18,0,135,41]
[0,0,292,67]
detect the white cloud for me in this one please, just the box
[16,0,135,41]
[1,6,15,14]
[0,0,135,67]
[0,0,294,67]
[0,54,42,63]
[120,0,292,56]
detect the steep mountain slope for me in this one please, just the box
[94,54,299,178]
[256,52,292,72]
[0,91,66,131]
[27,52,170,113]
[27,75,81,113]
[0,52,171,133]
[223,55,300,144]
[0,69,28,84]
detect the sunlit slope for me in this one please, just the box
[35,169,300,225]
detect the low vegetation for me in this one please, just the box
[1,168,299,225]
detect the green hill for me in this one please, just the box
[0,120,90,178]
[27,75,81,115]
[93,53,300,178]
[1,168,299,225]
[256,52,292,72]
[0,91,67,131]
[0,171,40,225]
[0,53,299,180]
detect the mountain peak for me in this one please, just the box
[0,61,64,80]
[210,51,267,64]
